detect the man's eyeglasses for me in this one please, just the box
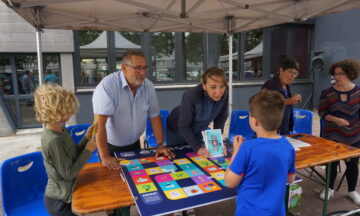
[286,71,299,76]
[125,64,147,71]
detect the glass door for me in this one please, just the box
[0,54,61,129]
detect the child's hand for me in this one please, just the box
[233,135,245,152]
[223,145,227,156]
[85,138,97,152]
[85,123,98,140]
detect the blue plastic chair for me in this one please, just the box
[292,109,314,135]
[66,124,100,163]
[145,110,169,148]
[1,152,49,216]
[228,110,255,144]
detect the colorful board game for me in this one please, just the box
[115,145,237,216]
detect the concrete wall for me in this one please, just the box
[75,82,313,124]
[0,2,73,53]
[313,8,360,107]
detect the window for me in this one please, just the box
[116,32,142,70]
[218,34,239,80]
[44,54,61,84]
[79,30,108,85]
[244,30,263,79]
[151,32,176,81]
[0,56,12,95]
[185,33,204,80]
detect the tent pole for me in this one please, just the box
[35,7,44,85]
[226,16,234,118]
[228,34,233,117]
[36,29,44,85]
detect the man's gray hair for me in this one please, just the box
[122,50,145,65]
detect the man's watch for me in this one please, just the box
[157,143,164,148]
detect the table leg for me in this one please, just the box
[323,163,332,216]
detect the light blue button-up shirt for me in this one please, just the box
[92,70,160,147]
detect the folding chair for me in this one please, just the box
[66,124,100,163]
[228,110,255,144]
[1,152,49,216]
[144,110,169,148]
[293,109,314,135]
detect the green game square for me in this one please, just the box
[136,182,158,194]
[171,171,189,180]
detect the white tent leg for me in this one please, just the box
[36,29,44,85]
[228,34,233,117]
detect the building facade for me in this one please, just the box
[1,1,359,135]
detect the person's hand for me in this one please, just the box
[155,145,175,159]
[197,147,210,158]
[85,138,97,152]
[233,135,245,153]
[85,123,98,140]
[101,156,121,170]
[335,117,350,127]
[223,145,227,156]
[292,94,302,104]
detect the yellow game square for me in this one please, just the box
[171,171,189,180]
[145,167,163,175]
[119,160,133,166]
[210,171,225,180]
[197,160,214,168]
[173,158,191,165]
[136,182,158,194]
[164,188,188,200]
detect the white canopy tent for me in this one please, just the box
[3,0,360,114]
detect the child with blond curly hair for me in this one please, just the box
[34,84,97,216]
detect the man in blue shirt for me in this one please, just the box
[93,50,174,170]
[44,70,58,84]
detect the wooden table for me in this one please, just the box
[72,162,134,216]
[291,134,360,216]
[294,134,360,169]
[71,135,360,216]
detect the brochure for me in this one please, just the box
[202,129,224,157]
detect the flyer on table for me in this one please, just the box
[203,129,224,157]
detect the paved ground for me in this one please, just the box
[2,112,360,216]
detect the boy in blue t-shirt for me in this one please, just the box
[225,90,296,216]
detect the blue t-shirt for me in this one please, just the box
[229,137,296,216]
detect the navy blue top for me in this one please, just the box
[262,76,294,134]
[167,84,228,152]
[229,137,296,216]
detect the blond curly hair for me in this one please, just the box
[34,84,79,124]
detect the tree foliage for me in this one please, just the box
[245,29,263,52]
[120,32,141,45]
[152,32,175,57]
[219,34,238,56]
[79,30,102,46]
[185,33,203,65]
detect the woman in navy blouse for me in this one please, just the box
[262,57,302,135]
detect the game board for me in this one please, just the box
[115,145,237,216]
